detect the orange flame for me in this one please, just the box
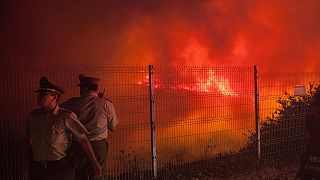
[138,69,237,96]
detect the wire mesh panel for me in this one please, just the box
[0,66,153,180]
[152,67,256,171]
[0,67,28,180]
[3,66,318,179]
[99,67,153,179]
[258,72,320,159]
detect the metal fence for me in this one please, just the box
[152,66,256,171]
[258,72,320,159]
[0,66,319,179]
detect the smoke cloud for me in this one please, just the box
[2,0,320,71]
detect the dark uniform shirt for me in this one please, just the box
[26,105,88,161]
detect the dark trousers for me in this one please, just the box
[75,140,109,180]
[28,158,75,180]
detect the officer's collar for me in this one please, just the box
[52,105,60,115]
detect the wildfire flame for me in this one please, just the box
[138,69,237,96]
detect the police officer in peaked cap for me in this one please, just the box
[62,74,118,180]
[24,77,101,180]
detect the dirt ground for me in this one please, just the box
[221,164,299,180]
[159,163,300,180]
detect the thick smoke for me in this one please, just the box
[2,0,320,71]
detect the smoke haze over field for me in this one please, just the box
[2,0,320,71]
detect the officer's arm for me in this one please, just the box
[65,112,101,176]
[76,136,102,175]
[66,113,102,175]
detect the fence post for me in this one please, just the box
[254,65,261,159]
[148,65,157,178]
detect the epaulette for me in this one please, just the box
[60,107,73,113]
[105,98,112,103]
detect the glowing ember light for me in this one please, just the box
[138,70,237,96]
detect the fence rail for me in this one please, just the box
[0,66,319,179]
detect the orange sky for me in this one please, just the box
[2,0,320,71]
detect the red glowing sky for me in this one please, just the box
[2,0,320,71]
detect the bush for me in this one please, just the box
[241,82,320,161]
